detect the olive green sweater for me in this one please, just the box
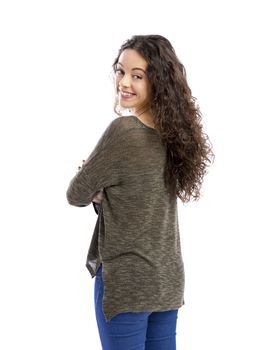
[66,115,185,321]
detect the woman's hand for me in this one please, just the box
[92,191,104,204]
[77,159,86,172]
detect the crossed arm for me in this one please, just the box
[77,159,104,205]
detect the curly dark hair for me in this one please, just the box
[112,34,215,202]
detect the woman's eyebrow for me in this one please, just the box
[117,62,146,73]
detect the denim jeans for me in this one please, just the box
[94,264,179,350]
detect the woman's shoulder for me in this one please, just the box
[103,116,139,139]
[102,115,159,150]
[111,115,159,135]
[109,115,137,129]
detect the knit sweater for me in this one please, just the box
[66,115,185,322]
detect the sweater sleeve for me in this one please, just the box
[66,119,124,207]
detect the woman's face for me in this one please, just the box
[114,49,151,113]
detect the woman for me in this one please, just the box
[66,34,214,350]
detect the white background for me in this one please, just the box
[1,0,268,349]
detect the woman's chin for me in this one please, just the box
[120,100,133,107]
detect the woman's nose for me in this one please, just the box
[119,74,131,88]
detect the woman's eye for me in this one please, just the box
[115,69,122,74]
[115,69,142,80]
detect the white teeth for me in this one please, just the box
[121,92,134,97]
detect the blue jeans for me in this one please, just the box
[94,264,179,350]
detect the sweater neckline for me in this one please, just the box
[129,115,158,132]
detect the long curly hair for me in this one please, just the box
[112,34,215,202]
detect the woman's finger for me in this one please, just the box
[77,160,85,172]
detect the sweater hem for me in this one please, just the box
[103,300,185,322]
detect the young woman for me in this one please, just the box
[66,34,214,350]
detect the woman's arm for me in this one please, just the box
[77,160,103,204]
[66,118,124,207]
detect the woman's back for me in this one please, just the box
[67,115,185,322]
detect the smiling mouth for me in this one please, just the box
[119,89,136,95]
[119,91,136,99]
